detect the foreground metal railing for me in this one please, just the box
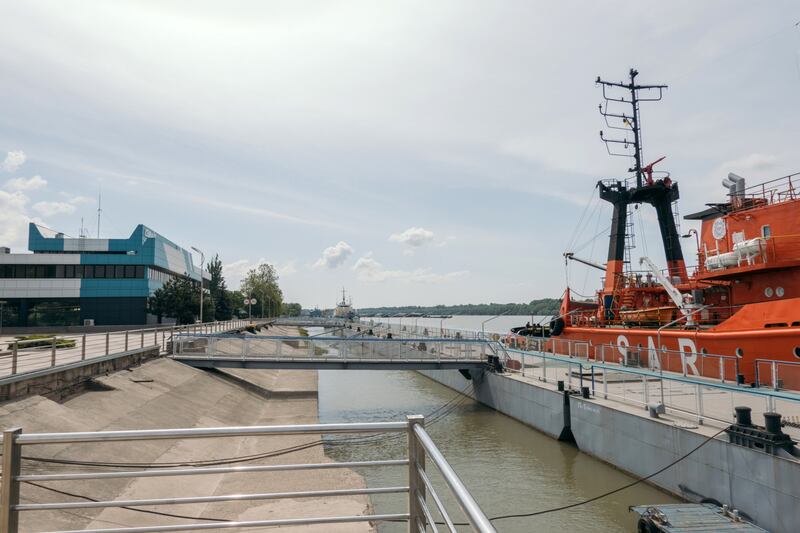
[0,417,495,533]
[0,319,253,379]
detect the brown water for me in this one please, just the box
[318,369,680,532]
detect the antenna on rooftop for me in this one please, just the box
[597,68,667,188]
[79,217,88,239]
[96,187,102,239]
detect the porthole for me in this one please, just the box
[700,348,708,354]
[794,347,800,359]
[736,348,744,357]
[776,287,785,297]
[764,287,774,298]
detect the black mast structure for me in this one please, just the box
[594,69,687,314]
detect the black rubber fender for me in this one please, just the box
[550,317,565,336]
[637,518,659,533]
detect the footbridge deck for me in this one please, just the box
[170,333,498,371]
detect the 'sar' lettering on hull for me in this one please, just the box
[615,334,698,376]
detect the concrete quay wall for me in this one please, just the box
[421,369,800,533]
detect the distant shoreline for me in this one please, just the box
[357,298,560,317]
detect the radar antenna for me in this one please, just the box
[597,68,667,188]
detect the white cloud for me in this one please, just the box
[59,193,93,205]
[715,153,779,177]
[1,150,26,172]
[5,175,47,191]
[389,226,435,248]
[313,241,354,269]
[32,201,76,216]
[0,190,35,249]
[353,252,469,283]
[224,258,296,289]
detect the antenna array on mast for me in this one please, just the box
[597,68,667,188]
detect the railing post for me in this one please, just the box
[771,361,778,391]
[105,331,110,355]
[719,357,725,383]
[1,427,22,533]
[140,329,144,348]
[407,415,426,533]
[642,374,648,410]
[50,337,56,367]
[81,334,86,361]
[696,384,704,425]
[11,342,18,375]
[125,331,129,351]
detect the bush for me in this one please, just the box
[10,336,77,350]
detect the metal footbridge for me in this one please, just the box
[170,333,499,371]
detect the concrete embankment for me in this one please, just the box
[0,328,374,532]
[420,368,800,533]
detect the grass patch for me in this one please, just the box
[298,327,309,337]
[10,336,77,350]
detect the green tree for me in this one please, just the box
[206,254,233,320]
[241,264,283,318]
[229,291,246,318]
[281,302,302,316]
[148,278,201,325]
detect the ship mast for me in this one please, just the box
[598,68,666,188]
[595,69,687,320]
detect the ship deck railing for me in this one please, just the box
[500,342,800,437]
[0,417,495,533]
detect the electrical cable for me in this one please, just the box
[485,426,728,522]
[24,480,228,523]
[14,396,728,528]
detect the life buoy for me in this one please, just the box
[550,317,565,336]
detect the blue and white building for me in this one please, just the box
[0,224,209,327]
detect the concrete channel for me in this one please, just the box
[0,325,375,532]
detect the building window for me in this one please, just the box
[95,265,105,278]
[56,265,65,278]
[115,265,125,278]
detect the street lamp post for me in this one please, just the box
[191,247,205,323]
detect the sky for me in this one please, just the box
[1,1,799,308]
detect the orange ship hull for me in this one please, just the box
[552,324,800,388]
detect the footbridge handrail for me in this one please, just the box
[0,417,496,533]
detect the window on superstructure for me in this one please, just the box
[761,225,771,239]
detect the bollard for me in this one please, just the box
[557,380,565,392]
[734,406,753,426]
[581,386,590,399]
[764,412,782,434]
